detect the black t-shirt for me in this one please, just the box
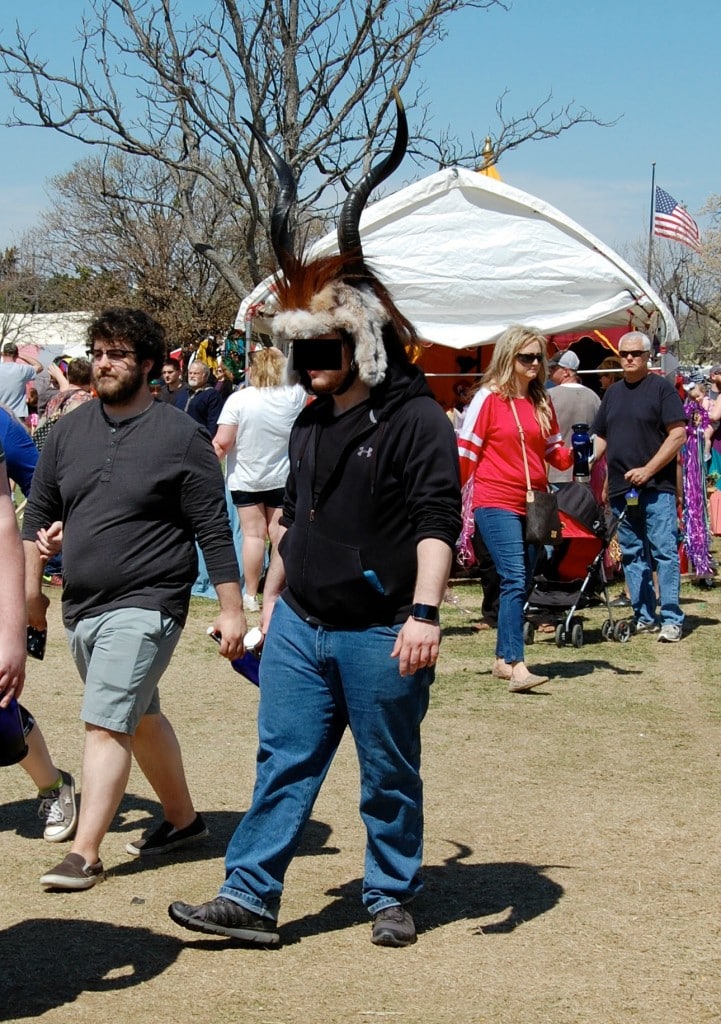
[592,373,686,498]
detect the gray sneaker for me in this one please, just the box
[41,853,105,891]
[634,619,659,635]
[168,897,280,945]
[371,905,417,947]
[38,770,77,843]
[657,623,682,643]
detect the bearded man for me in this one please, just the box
[23,307,245,892]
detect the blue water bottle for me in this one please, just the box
[208,627,262,687]
[0,697,29,767]
[571,422,592,483]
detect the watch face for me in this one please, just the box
[412,604,439,622]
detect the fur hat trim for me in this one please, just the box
[273,281,390,387]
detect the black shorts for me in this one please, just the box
[231,487,285,509]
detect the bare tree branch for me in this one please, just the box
[0,0,611,303]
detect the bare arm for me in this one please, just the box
[19,353,44,374]
[47,362,70,391]
[24,538,49,634]
[211,581,246,662]
[212,423,237,460]
[260,526,287,637]
[0,466,26,705]
[391,537,453,677]
[624,423,687,488]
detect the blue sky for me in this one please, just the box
[0,0,718,263]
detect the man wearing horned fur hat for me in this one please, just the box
[170,96,461,948]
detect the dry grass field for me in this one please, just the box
[1,573,720,1024]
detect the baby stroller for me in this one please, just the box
[524,482,630,648]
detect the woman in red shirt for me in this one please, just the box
[458,326,572,692]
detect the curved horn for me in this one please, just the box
[338,90,408,259]
[243,118,298,274]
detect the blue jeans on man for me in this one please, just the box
[610,490,683,628]
[219,597,432,920]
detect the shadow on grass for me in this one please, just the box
[277,841,565,944]
[0,919,184,1019]
[0,791,339,868]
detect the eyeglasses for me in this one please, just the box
[516,352,543,366]
[90,348,136,363]
[619,350,647,360]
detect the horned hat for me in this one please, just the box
[246,93,414,388]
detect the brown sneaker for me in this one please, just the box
[41,853,105,891]
[371,905,417,947]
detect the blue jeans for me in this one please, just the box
[610,490,683,628]
[474,507,538,664]
[220,597,432,920]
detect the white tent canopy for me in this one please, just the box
[2,311,92,362]
[237,167,678,348]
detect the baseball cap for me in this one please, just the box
[711,365,721,375]
[548,350,580,371]
[682,370,705,392]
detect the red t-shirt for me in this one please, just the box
[458,389,572,515]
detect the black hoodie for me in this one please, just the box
[278,363,461,628]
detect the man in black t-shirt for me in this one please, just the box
[592,331,686,642]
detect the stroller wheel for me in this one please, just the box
[601,618,613,640]
[555,623,566,647]
[523,621,535,645]
[571,622,584,648]
[614,620,631,643]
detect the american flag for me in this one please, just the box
[654,186,702,252]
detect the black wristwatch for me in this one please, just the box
[411,603,440,624]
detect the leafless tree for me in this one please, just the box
[0,0,611,298]
[622,233,718,359]
[34,152,244,339]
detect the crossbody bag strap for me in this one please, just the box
[509,398,533,498]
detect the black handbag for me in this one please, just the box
[510,400,562,546]
[525,488,562,546]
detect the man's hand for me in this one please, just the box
[624,466,652,488]
[212,582,247,660]
[211,608,246,661]
[26,591,49,633]
[391,618,442,676]
[36,521,63,561]
[0,634,26,707]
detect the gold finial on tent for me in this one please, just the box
[478,136,502,181]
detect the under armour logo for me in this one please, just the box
[357,446,374,458]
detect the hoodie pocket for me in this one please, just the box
[283,529,385,621]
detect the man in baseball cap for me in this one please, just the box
[547,349,580,389]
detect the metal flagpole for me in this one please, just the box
[647,162,656,282]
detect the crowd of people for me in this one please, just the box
[0,304,715,943]
[0,96,715,951]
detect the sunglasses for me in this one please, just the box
[620,350,647,360]
[516,352,543,366]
